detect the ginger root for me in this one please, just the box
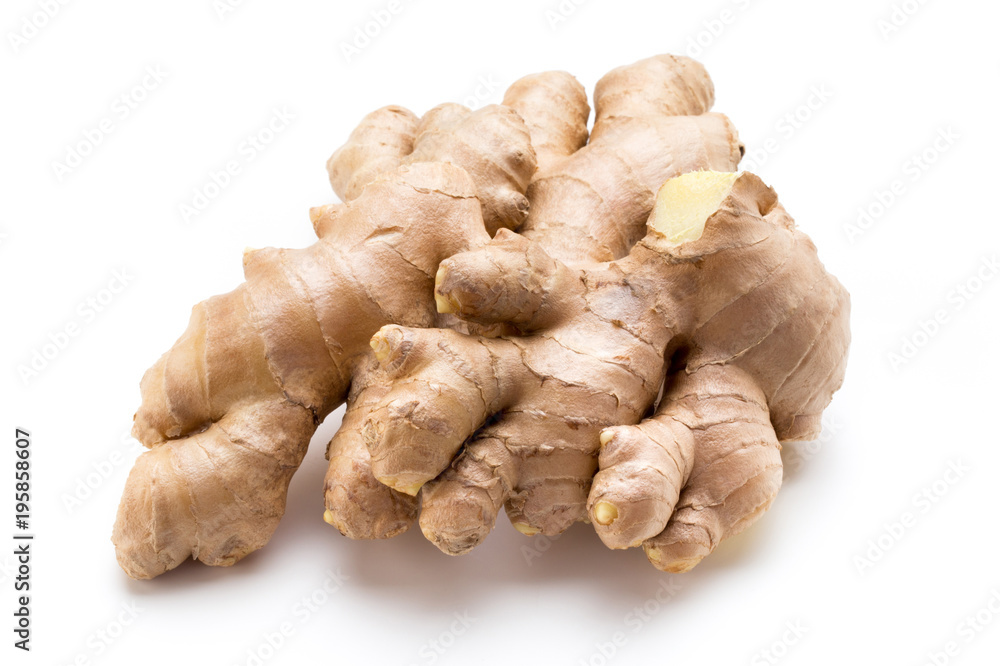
[114,53,847,580]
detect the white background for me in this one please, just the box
[2,1,999,664]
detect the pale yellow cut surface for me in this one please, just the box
[650,170,740,244]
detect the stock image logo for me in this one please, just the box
[178,107,295,223]
[17,269,135,386]
[50,66,168,182]
[853,460,970,574]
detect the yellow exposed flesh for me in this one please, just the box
[650,170,739,245]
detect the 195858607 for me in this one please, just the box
[15,429,31,529]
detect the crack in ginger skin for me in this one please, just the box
[112,101,539,579]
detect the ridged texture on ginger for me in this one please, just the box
[637,365,781,572]
[114,98,539,578]
[516,55,742,263]
[328,103,535,236]
[501,71,591,173]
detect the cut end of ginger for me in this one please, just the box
[512,522,541,536]
[593,501,619,526]
[370,332,391,362]
[434,265,455,314]
[649,170,740,245]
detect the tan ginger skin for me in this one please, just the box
[357,171,849,572]
[113,54,848,580]
[324,57,848,573]
[113,104,537,579]
[323,55,745,548]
